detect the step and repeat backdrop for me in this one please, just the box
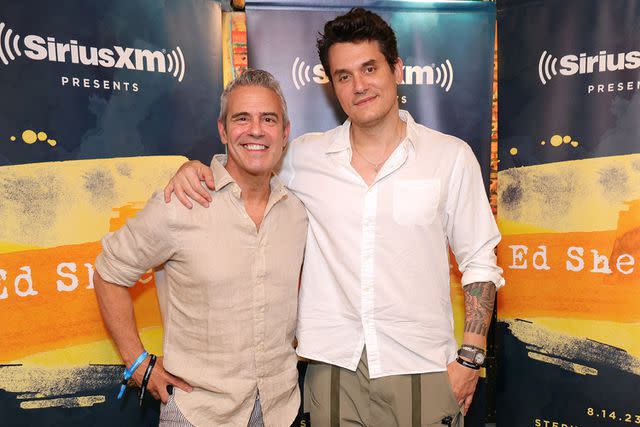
[0,1,497,425]
[497,0,640,426]
[0,0,223,425]
[6,0,634,426]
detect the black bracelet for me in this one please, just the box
[139,354,157,407]
[456,356,480,370]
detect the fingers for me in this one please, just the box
[459,379,477,415]
[463,394,474,415]
[147,374,170,404]
[146,357,193,404]
[447,360,478,406]
[199,166,216,191]
[174,168,211,208]
[446,360,477,417]
[142,376,163,402]
[166,372,194,393]
[157,380,170,404]
[204,175,215,191]
[164,182,174,203]
[174,184,194,209]
[164,160,213,208]
[166,173,194,209]
[184,161,212,200]
[187,181,212,208]
[159,356,193,393]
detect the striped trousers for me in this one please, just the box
[159,393,264,427]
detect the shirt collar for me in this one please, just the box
[401,110,419,152]
[209,154,288,200]
[210,154,235,192]
[325,110,418,155]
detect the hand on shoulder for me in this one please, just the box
[163,160,214,209]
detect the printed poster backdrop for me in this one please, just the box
[497,0,640,426]
[246,1,496,424]
[0,0,223,425]
[247,0,495,186]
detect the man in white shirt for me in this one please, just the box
[164,8,503,427]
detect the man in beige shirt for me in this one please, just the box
[93,69,308,427]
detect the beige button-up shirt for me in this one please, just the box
[95,155,308,427]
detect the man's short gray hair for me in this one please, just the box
[219,69,289,129]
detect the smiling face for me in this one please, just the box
[218,85,290,180]
[328,40,403,129]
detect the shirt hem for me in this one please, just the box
[297,351,452,379]
[296,351,359,372]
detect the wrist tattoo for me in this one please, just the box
[463,281,496,336]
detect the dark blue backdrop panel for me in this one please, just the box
[246,0,495,186]
[0,0,224,167]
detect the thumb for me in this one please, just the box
[200,168,215,191]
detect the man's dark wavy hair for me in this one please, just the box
[317,8,399,82]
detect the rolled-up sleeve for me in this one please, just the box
[445,144,505,289]
[94,191,175,287]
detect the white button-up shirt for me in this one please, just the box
[280,111,503,378]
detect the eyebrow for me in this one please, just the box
[333,59,378,77]
[230,112,280,119]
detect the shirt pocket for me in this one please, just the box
[392,179,440,226]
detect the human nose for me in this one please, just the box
[353,73,368,93]
[248,117,265,137]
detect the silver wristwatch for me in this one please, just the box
[457,345,486,367]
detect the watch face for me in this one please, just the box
[458,346,486,366]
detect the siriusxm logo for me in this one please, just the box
[538,49,640,85]
[0,22,186,82]
[291,57,329,89]
[291,57,454,92]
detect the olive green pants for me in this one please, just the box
[304,349,463,427]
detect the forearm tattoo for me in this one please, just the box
[463,281,496,336]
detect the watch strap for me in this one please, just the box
[458,345,486,367]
